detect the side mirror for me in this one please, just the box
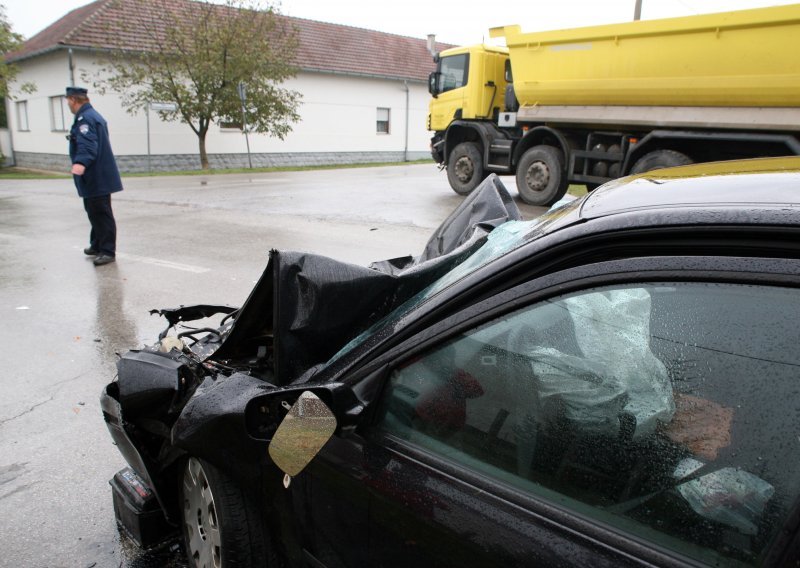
[245,382,364,485]
[268,391,337,479]
[428,71,439,98]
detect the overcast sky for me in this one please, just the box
[6,0,800,45]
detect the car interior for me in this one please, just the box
[380,281,800,566]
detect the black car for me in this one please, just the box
[102,158,800,568]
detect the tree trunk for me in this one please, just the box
[198,131,209,170]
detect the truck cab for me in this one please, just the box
[428,45,508,141]
[428,45,510,193]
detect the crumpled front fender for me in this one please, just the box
[171,372,278,487]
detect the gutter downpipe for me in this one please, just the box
[68,48,75,86]
[403,80,409,162]
[5,96,15,166]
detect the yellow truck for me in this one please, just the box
[427,4,800,205]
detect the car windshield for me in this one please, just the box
[328,199,581,365]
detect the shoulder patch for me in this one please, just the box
[79,124,90,134]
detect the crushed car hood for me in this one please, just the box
[209,174,521,385]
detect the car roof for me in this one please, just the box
[577,156,800,221]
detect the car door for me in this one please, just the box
[307,256,800,568]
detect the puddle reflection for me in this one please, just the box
[93,264,140,368]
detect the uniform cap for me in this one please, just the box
[66,86,88,97]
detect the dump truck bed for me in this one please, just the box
[492,4,800,110]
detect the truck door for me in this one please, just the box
[429,53,469,131]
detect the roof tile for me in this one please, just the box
[7,0,452,82]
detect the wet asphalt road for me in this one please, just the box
[0,164,545,567]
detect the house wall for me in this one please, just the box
[8,50,433,172]
[0,129,12,166]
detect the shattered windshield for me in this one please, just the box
[328,200,579,365]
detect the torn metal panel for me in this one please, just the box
[149,304,238,339]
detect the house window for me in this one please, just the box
[16,101,29,131]
[50,96,69,131]
[377,107,390,134]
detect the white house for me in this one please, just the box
[6,0,448,172]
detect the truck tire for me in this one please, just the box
[516,145,568,206]
[607,144,622,178]
[630,149,692,174]
[181,457,275,568]
[447,142,484,195]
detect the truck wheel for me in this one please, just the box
[607,144,622,178]
[447,142,484,195]
[630,150,692,174]
[516,145,568,206]
[181,457,274,568]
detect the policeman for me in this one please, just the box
[66,86,123,266]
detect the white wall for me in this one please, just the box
[241,72,432,155]
[8,51,76,155]
[0,128,12,165]
[8,50,433,159]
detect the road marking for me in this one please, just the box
[115,252,210,273]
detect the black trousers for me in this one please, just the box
[83,194,117,256]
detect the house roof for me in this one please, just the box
[7,0,451,82]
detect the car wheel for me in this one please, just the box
[515,145,568,206]
[181,457,273,568]
[629,149,693,175]
[447,142,484,195]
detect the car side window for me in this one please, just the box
[377,282,800,566]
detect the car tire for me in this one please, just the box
[629,149,693,175]
[447,142,484,195]
[516,145,568,206]
[181,457,274,568]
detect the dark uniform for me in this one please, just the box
[68,88,123,260]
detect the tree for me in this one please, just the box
[93,0,301,169]
[0,3,33,128]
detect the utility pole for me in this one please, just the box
[237,82,253,169]
[634,0,642,20]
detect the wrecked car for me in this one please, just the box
[103,159,800,568]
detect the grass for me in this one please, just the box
[269,414,337,475]
[0,167,69,179]
[0,160,435,179]
[120,159,435,178]
[567,184,588,198]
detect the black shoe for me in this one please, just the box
[84,247,98,256]
[93,254,116,266]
